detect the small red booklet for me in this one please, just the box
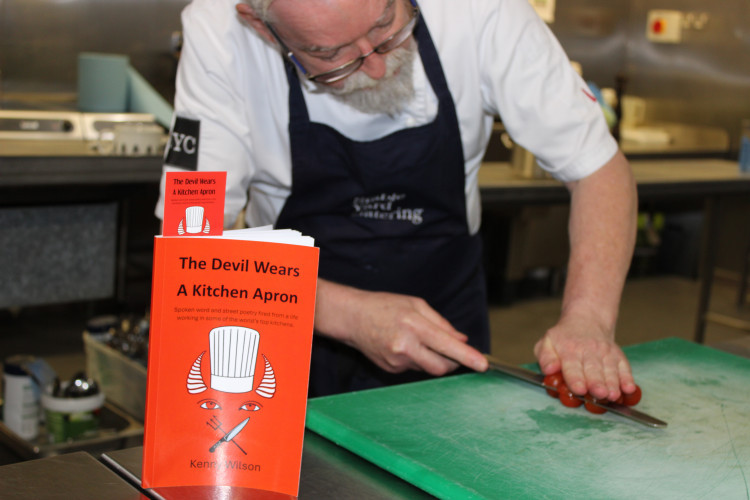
[142,227,319,496]
[162,171,226,236]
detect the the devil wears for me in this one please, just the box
[142,230,319,496]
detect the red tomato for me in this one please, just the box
[622,385,642,406]
[584,394,608,414]
[557,383,583,408]
[543,372,564,398]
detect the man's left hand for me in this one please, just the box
[534,314,636,401]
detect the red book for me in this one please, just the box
[142,228,319,497]
[162,171,226,236]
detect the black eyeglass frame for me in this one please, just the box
[265,0,419,84]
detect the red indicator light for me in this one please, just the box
[652,19,665,33]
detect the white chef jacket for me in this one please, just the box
[156,0,618,234]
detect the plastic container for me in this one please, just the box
[83,332,147,420]
[41,390,105,443]
[739,119,750,173]
[2,355,40,440]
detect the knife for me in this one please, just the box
[209,417,250,452]
[485,355,668,428]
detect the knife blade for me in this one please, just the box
[209,417,250,452]
[485,355,668,428]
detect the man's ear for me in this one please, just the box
[236,3,276,45]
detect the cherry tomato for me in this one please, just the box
[622,385,642,406]
[584,394,608,414]
[543,372,564,398]
[557,383,583,408]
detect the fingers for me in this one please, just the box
[560,356,587,396]
[616,357,636,395]
[423,330,488,373]
[534,326,635,400]
[353,292,486,376]
[397,306,487,375]
[534,337,562,375]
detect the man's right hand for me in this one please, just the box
[314,279,488,375]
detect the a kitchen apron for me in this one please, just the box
[276,12,490,397]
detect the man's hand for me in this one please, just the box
[314,279,488,375]
[539,149,639,402]
[534,314,636,401]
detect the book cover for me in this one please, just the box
[142,228,319,496]
[162,171,226,236]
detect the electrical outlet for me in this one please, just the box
[647,10,683,44]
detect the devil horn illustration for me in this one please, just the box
[187,351,207,394]
[255,355,276,398]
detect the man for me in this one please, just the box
[156,0,639,401]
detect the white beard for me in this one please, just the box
[324,42,417,116]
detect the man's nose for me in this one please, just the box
[359,50,388,80]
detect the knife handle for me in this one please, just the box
[209,438,225,453]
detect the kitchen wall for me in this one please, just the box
[0,0,189,106]
[1,0,749,151]
[551,0,750,153]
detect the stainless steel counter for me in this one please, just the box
[0,148,163,187]
[0,451,146,500]
[100,433,430,499]
[0,430,430,500]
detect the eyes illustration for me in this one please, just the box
[199,399,221,410]
[198,399,263,412]
[240,401,262,412]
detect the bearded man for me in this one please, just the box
[156,0,639,401]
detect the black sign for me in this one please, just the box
[164,116,200,170]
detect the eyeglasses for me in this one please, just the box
[265,0,419,84]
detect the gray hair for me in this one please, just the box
[243,0,275,22]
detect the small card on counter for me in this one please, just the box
[163,171,227,236]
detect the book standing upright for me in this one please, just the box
[143,208,319,496]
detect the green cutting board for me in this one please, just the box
[306,338,750,499]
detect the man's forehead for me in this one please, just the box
[269,0,393,27]
[269,0,396,51]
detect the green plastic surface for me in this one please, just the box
[306,338,750,499]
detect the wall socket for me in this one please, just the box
[646,10,684,44]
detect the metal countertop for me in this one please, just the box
[101,431,430,499]
[0,451,146,500]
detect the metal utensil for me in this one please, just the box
[485,355,668,428]
[62,371,100,398]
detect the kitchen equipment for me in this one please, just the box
[77,53,130,113]
[2,355,40,440]
[0,110,162,156]
[0,110,83,141]
[41,382,105,443]
[83,330,147,420]
[62,372,100,398]
[485,354,668,428]
[111,122,164,156]
[739,119,750,173]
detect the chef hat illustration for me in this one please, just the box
[185,206,205,234]
[207,326,259,393]
[186,326,277,397]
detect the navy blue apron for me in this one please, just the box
[275,11,490,397]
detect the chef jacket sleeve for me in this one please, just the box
[155,2,255,227]
[476,0,618,182]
